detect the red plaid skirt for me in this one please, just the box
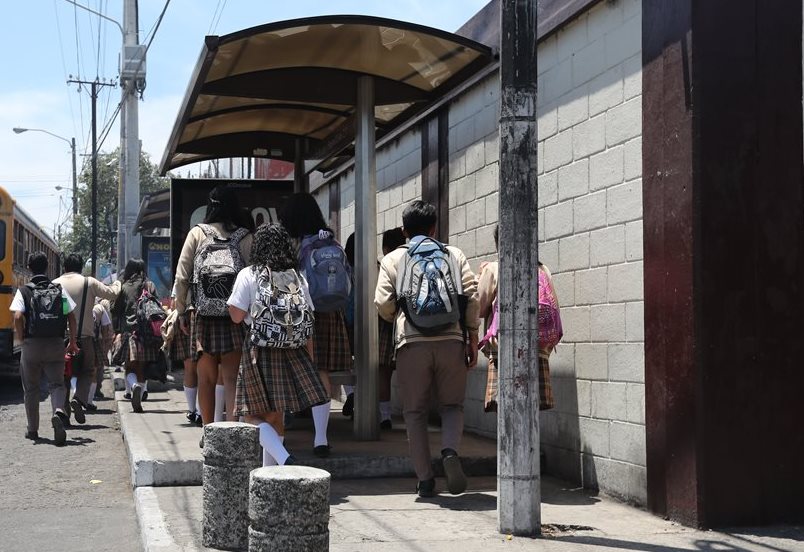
[484,349,554,412]
[112,332,161,365]
[236,343,329,415]
[313,310,352,372]
[192,315,247,359]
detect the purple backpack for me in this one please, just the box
[479,267,563,351]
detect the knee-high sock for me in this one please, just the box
[262,435,285,467]
[184,386,198,414]
[342,385,354,396]
[258,423,289,465]
[312,402,330,447]
[143,380,148,392]
[214,384,225,422]
[70,376,78,396]
[88,383,97,406]
[126,373,138,391]
[379,401,392,422]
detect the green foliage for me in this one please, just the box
[59,149,169,264]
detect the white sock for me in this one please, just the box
[70,377,77,395]
[214,385,225,422]
[88,383,97,406]
[312,401,331,447]
[258,423,289,465]
[143,381,148,392]
[262,435,285,467]
[184,386,198,413]
[126,373,138,391]
[379,401,392,422]
[342,385,354,396]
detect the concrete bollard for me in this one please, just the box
[248,466,331,552]
[203,422,262,551]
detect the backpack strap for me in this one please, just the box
[228,227,249,244]
[77,277,89,338]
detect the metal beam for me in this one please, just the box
[497,0,540,536]
[353,75,379,440]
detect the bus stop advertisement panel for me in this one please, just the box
[169,178,294,277]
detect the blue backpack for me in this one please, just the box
[300,232,351,312]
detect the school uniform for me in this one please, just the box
[111,277,161,364]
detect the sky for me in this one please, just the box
[0,0,488,238]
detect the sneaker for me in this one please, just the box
[342,393,354,418]
[84,402,98,412]
[70,398,86,425]
[313,445,331,458]
[51,414,66,446]
[94,389,105,401]
[131,386,144,413]
[441,448,467,495]
[142,391,149,402]
[380,419,393,430]
[24,430,39,440]
[417,478,436,498]
[123,392,132,400]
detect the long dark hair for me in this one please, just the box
[121,258,146,283]
[204,185,247,232]
[278,192,329,239]
[250,223,297,271]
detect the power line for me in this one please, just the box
[52,0,80,143]
[72,0,86,141]
[208,0,223,35]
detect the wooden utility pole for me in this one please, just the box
[497,0,540,536]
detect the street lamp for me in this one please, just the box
[12,127,78,218]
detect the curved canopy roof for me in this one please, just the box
[160,15,494,174]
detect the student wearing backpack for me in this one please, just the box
[11,252,80,445]
[173,185,253,430]
[54,253,121,423]
[280,193,351,458]
[111,258,163,413]
[374,200,480,497]
[227,223,329,466]
[477,225,559,413]
[87,298,114,409]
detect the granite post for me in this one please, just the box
[248,466,331,552]
[203,422,262,551]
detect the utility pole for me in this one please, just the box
[118,0,144,272]
[70,137,77,217]
[69,78,115,276]
[498,0,540,536]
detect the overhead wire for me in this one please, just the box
[72,0,87,141]
[52,0,81,145]
[211,0,228,35]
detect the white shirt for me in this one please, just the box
[10,280,77,314]
[227,266,312,325]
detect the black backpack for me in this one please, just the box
[23,280,67,338]
[135,286,166,346]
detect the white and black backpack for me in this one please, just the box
[192,224,248,317]
[250,267,314,349]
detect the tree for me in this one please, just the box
[60,149,169,266]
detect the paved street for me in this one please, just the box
[0,372,140,552]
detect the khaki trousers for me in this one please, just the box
[21,338,67,433]
[396,340,467,481]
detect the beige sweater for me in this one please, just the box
[173,223,253,314]
[374,244,479,348]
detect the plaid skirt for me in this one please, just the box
[170,324,193,362]
[313,310,352,372]
[112,332,161,365]
[93,337,109,368]
[483,349,554,412]
[378,317,395,369]
[236,343,329,416]
[192,315,247,359]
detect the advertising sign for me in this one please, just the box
[170,179,294,274]
[143,236,172,302]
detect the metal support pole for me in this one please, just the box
[498,0,540,536]
[70,137,77,218]
[353,76,379,440]
[119,0,141,267]
[294,138,309,193]
[91,81,99,276]
[117,98,127,272]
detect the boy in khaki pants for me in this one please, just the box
[374,200,479,497]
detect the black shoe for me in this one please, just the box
[195,414,203,427]
[70,398,86,425]
[313,445,331,458]
[380,419,393,430]
[51,414,66,446]
[132,386,143,413]
[124,392,132,400]
[199,434,204,449]
[142,391,149,402]
[417,478,436,498]
[94,389,105,400]
[441,448,467,495]
[24,430,39,440]
[284,455,298,466]
[342,393,354,418]
[84,402,98,412]
[186,411,198,424]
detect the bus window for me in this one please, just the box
[0,221,7,260]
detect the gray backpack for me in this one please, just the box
[192,224,248,317]
[250,267,314,349]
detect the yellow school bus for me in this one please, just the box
[0,185,60,373]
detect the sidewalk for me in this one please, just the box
[120,384,804,552]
